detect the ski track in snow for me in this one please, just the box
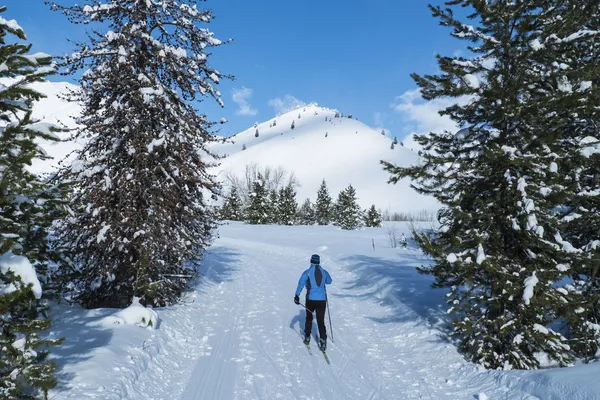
[50,223,541,400]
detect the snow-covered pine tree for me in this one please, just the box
[364,205,382,228]
[0,8,66,398]
[267,189,278,224]
[315,179,332,225]
[543,3,600,359]
[291,120,295,130]
[393,136,398,145]
[277,183,298,226]
[390,142,395,150]
[297,198,316,225]
[50,0,230,308]
[255,129,259,137]
[246,177,269,225]
[220,186,244,221]
[382,0,584,369]
[334,185,361,230]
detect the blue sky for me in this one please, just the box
[4,0,465,140]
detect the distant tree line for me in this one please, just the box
[220,166,382,230]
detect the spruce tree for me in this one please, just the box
[291,120,295,130]
[267,189,278,224]
[50,0,230,308]
[220,186,243,221]
[255,129,259,137]
[382,0,587,369]
[0,8,65,398]
[277,183,297,226]
[297,198,316,225]
[315,179,332,225]
[334,185,361,230]
[547,3,600,359]
[364,205,382,228]
[246,177,269,225]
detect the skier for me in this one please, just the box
[294,254,332,351]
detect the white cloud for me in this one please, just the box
[232,87,257,116]
[268,95,306,114]
[392,88,472,151]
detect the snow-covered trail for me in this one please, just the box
[50,223,539,400]
[158,223,531,400]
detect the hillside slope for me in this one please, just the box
[27,82,438,214]
[211,105,438,214]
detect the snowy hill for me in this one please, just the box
[212,105,438,214]
[28,82,438,214]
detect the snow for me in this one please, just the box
[101,297,159,329]
[522,272,539,306]
[210,105,439,213]
[23,84,438,215]
[45,223,600,399]
[476,244,486,265]
[0,252,43,299]
[464,73,480,89]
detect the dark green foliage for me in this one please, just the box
[291,120,295,130]
[246,177,269,224]
[0,7,65,398]
[221,186,244,221]
[364,205,382,228]
[267,189,278,224]
[315,180,332,225]
[277,183,297,225]
[334,185,361,230]
[381,0,600,369]
[255,129,259,137]
[297,198,316,225]
[50,0,230,308]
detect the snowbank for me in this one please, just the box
[101,297,159,329]
[0,252,43,299]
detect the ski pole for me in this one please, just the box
[325,288,334,343]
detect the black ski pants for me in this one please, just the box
[304,299,327,340]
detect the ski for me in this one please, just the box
[299,329,312,355]
[321,350,330,364]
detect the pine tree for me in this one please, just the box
[0,8,66,398]
[390,142,395,150]
[246,177,269,224]
[50,0,231,308]
[325,132,328,138]
[315,179,332,225]
[546,3,600,360]
[242,144,247,151]
[334,185,361,230]
[267,189,278,224]
[393,136,398,145]
[381,130,385,136]
[297,198,316,225]
[272,119,277,127]
[255,129,259,137]
[291,120,295,130]
[364,205,382,228]
[277,183,297,226]
[381,0,588,369]
[220,186,244,221]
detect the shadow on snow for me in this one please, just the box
[338,253,450,333]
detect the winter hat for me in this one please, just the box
[310,254,320,265]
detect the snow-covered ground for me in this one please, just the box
[47,222,600,400]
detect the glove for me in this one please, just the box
[294,295,300,305]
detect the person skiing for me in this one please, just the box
[294,254,332,351]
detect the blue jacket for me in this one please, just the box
[295,264,332,301]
